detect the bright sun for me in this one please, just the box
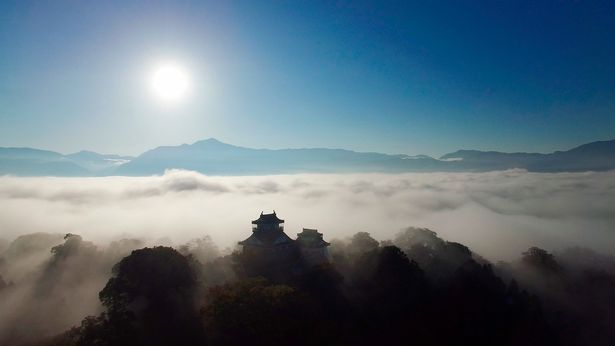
[150,62,190,103]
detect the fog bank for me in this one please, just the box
[1,169,614,260]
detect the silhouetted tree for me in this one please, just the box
[427,260,552,346]
[349,246,429,342]
[291,262,352,340]
[37,234,101,294]
[232,246,302,284]
[522,247,561,274]
[347,232,379,255]
[201,277,321,346]
[394,227,445,250]
[395,228,474,282]
[62,247,205,346]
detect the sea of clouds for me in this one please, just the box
[1,169,614,260]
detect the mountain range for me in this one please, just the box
[0,148,133,176]
[1,138,614,176]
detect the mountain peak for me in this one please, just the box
[66,150,133,160]
[564,139,615,155]
[201,137,222,143]
[193,138,225,145]
[191,138,242,150]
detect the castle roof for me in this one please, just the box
[240,212,292,247]
[239,231,294,247]
[296,228,330,248]
[251,211,284,225]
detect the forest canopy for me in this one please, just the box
[1,226,614,346]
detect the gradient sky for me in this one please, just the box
[1,1,614,157]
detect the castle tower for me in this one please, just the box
[238,212,299,280]
[238,211,295,255]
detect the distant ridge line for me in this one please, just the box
[1,138,614,176]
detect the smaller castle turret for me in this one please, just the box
[296,228,331,265]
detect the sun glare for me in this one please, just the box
[150,62,190,103]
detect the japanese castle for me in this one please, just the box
[239,211,331,265]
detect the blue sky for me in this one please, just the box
[1,1,614,157]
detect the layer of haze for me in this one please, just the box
[1,170,614,260]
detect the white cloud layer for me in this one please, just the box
[1,169,614,260]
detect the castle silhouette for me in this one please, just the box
[239,211,330,266]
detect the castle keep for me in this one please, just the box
[238,211,330,266]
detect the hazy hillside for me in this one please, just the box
[115,138,446,175]
[0,148,132,176]
[116,138,615,175]
[440,139,615,172]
